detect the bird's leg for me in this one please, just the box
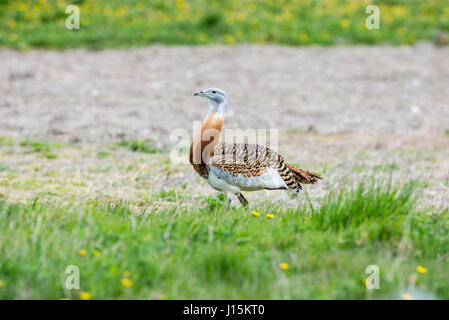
[237,193,249,208]
[226,198,232,213]
[226,192,235,213]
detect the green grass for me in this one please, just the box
[0,179,448,299]
[0,136,15,147]
[2,0,449,49]
[118,139,165,154]
[19,140,59,159]
[97,150,110,159]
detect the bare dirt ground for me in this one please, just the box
[0,44,448,209]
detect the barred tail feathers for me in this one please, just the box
[285,163,322,184]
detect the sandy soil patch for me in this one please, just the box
[0,44,448,209]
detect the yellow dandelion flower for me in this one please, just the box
[197,32,208,42]
[123,271,130,277]
[79,292,91,300]
[93,250,101,257]
[416,265,427,274]
[175,0,186,9]
[17,2,27,12]
[121,278,133,287]
[34,181,39,185]
[79,249,86,256]
[129,177,134,181]
[141,30,149,38]
[280,263,289,270]
[251,211,260,217]
[8,21,17,29]
[199,179,204,185]
[266,213,275,219]
[224,34,236,44]
[401,293,413,300]
[396,27,406,36]
[340,19,350,29]
[0,280,4,287]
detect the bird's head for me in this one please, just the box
[193,88,228,115]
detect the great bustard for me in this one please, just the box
[189,88,322,212]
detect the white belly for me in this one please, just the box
[207,166,287,193]
[206,170,242,194]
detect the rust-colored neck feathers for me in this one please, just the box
[189,112,224,178]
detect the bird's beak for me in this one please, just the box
[193,91,204,97]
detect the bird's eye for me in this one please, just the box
[212,91,216,94]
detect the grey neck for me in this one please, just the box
[208,100,228,116]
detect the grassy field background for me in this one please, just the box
[1,0,449,49]
[1,179,448,300]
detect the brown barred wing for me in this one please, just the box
[209,143,290,191]
[210,143,302,191]
[212,143,274,176]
